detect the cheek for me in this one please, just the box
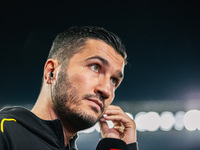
[70,72,94,90]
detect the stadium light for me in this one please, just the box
[80,109,200,133]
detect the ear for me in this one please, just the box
[44,59,60,84]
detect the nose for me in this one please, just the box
[94,77,112,100]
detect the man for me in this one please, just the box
[0,26,138,150]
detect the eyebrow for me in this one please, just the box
[85,55,124,79]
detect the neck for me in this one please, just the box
[31,87,76,146]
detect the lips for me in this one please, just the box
[87,98,103,111]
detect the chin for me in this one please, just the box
[66,109,102,131]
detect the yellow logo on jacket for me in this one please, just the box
[1,118,17,133]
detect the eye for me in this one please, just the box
[110,78,118,87]
[90,64,100,73]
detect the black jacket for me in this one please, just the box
[0,106,138,150]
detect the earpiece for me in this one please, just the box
[50,72,53,78]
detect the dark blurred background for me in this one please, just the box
[1,1,200,149]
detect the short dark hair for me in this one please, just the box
[47,26,127,65]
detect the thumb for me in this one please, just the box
[99,118,109,134]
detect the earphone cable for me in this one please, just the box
[50,77,71,150]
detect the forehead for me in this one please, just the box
[75,39,125,70]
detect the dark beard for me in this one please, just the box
[52,68,104,131]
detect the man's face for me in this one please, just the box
[53,39,125,131]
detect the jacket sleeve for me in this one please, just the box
[128,142,138,150]
[0,131,10,150]
[96,138,138,150]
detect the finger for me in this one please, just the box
[99,117,109,132]
[104,105,136,131]
[105,109,132,121]
[103,114,135,129]
[104,105,137,144]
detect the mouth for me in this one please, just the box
[87,98,103,111]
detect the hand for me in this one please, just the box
[99,105,137,144]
